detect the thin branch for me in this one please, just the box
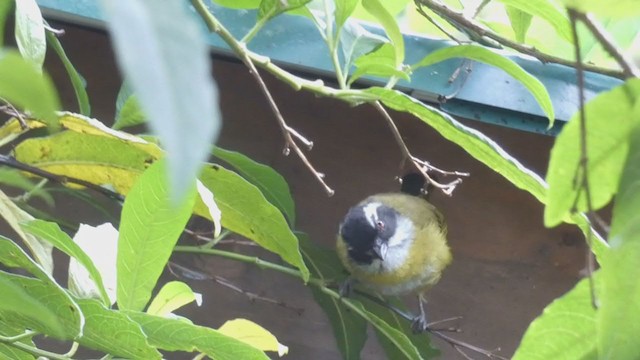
[0,100,28,129]
[213,274,305,315]
[568,9,598,310]
[372,101,469,195]
[190,0,334,196]
[0,154,124,201]
[174,245,504,360]
[414,5,462,44]
[572,11,640,79]
[43,23,65,36]
[414,0,627,79]
[0,332,72,360]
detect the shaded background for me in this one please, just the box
[7,22,588,359]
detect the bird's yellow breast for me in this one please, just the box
[336,193,451,295]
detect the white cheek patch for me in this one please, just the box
[362,202,380,228]
[387,215,414,247]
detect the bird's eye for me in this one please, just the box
[376,220,385,231]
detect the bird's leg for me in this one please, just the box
[411,293,429,333]
[338,277,355,298]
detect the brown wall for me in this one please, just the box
[38,24,587,359]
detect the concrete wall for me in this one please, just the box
[37,24,587,359]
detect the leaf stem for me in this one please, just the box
[414,0,627,79]
[0,332,73,360]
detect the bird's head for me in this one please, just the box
[339,201,401,265]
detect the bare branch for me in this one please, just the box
[0,154,124,201]
[568,9,599,310]
[572,12,640,79]
[414,0,627,79]
[373,101,469,196]
[190,0,334,196]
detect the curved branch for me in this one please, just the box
[414,0,628,79]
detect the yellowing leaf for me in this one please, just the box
[147,281,200,317]
[219,319,288,357]
[14,131,159,194]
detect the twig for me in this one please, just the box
[174,245,504,360]
[0,100,28,129]
[190,0,334,196]
[213,274,305,315]
[0,332,72,360]
[571,12,640,79]
[372,101,469,195]
[568,9,598,309]
[168,261,304,314]
[414,5,462,44]
[414,0,627,79]
[0,154,124,201]
[472,0,492,19]
[43,23,65,36]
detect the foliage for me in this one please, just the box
[0,0,637,359]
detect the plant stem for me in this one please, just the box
[0,333,72,360]
[414,0,627,79]
[174,245,303,279]
[241,17,268,44]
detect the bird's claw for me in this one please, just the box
[411,314,429,333]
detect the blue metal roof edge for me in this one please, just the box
[37,0,624,136]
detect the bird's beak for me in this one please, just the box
[373,238,388,260]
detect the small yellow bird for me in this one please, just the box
[336,173,451,331]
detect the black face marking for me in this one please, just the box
[340,203,398,265]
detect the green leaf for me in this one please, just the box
[362,0,404,66]
[413,44,555,126]
[101,0,221,201]
[197,165,310,281]
[0,51,60,124]
[46,31,91,116]
[76,299,162,359]
[117,160,197,311]
[354,302,423,360]
[367,298,439,359]
[366,87,546,202]
[0,189,53,275]
[114,94,145,130]
[0,235,51,282]
[349,43,409,85]
[0,168,54,206]
[212,147,296,225]
[212,0,260,8]
[258,0,312,22]
[126,311,270,359]
[496,0,572,42]
[0,272,82,340]
[335,0,360,30]
[561,0,640,18]
[0,321,36,360]
[597,124,640,360]
[147,281,199,316]
[21,220,110,306]
[14,130,159,194]
[14,0,45,68]
[545,80,640,227]
[340,21,388,74]
[506,6,532,43]
[0,0,13,48]
[0,273,63,339]
[513,277,597,360]
[299,235,367,360]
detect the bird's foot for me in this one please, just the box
[338,277,354,298]
[411,313,429,333]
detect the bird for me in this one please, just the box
[336,173,451,332]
